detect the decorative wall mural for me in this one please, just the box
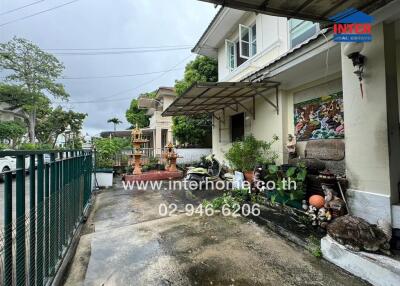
[294,92,344,141]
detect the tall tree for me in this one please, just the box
[173,56,217,146]
[107,117,122,131]
[0,37,68,142]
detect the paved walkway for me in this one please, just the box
[64,181,369,286]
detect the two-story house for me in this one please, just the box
[164,0,400,263]
[167,7,340,164]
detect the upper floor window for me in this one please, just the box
[226,23,257,71]
[289,19,318,48]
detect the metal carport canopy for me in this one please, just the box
[196,0,392,23]
[162,81,280,118]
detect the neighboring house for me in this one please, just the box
[101,87,176,158]
[0,102,27,145]
[138,87,176,156]
[0,102,25,123]
[164,1,400,243]
[138,87,177,156]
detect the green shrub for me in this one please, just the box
[307,235,322,258]
[266,163,307,206]
[18,143,54,150]
[94,138,124,169]
[225,135,279,172]
[0,121,26,147]
[202,193,242,210]
[0,143,9,150]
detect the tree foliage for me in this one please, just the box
[175,56,218,96]
[107,117,122,131]
[125,90,157,128]
[172,56,217,146]
[0,37,68,142]
[172,115,212,146]
[125,99,149,128]
[94,137,128,169]
[35,106,87,147]
[0,120,26,147]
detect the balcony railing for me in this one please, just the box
[0,150,93,286]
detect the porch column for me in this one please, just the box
[155,128,162,156]
[167,129,173,144]
[342,22,400,225]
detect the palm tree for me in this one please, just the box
[107,117,122,132]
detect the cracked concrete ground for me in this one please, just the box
[63,180,369,286]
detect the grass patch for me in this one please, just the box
[307,235,322,258]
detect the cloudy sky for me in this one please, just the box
[0,0,217,135]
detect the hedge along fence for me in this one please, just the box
[0,150,93,286]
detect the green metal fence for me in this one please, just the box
[0,150,93,286]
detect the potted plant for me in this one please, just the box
[225,135,279,181]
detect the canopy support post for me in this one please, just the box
[253,86,279,115]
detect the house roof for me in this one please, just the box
[138,87,176,110]
[243,30,331,82]
[155,87,176,99]
[192,7,247,58]
[100,129,153,138]
[196,0,392,23]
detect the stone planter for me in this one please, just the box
[94,168,113,188]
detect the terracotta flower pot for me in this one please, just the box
[243,171,254,182]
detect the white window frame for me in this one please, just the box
[251,24,257,56]
[225,39,237,71]
[239,24,251,59]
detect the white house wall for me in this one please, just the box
[217,13,288,82]
[342,22,400,225]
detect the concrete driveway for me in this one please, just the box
[64,180,369,286]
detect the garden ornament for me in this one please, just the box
[286,134,297,159]
[322,184,335,208]
[252,164,266,193]
[302,200,308,211]
[306,205,318,226]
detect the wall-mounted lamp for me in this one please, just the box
[344,43,366,98]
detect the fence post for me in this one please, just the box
[44,162,50,278]
[50,153,56,275]
[61,152,66,249]
[16,155,26,286]
[36,154,44,286]
[3,171,13,286]
[29,154,36,285]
